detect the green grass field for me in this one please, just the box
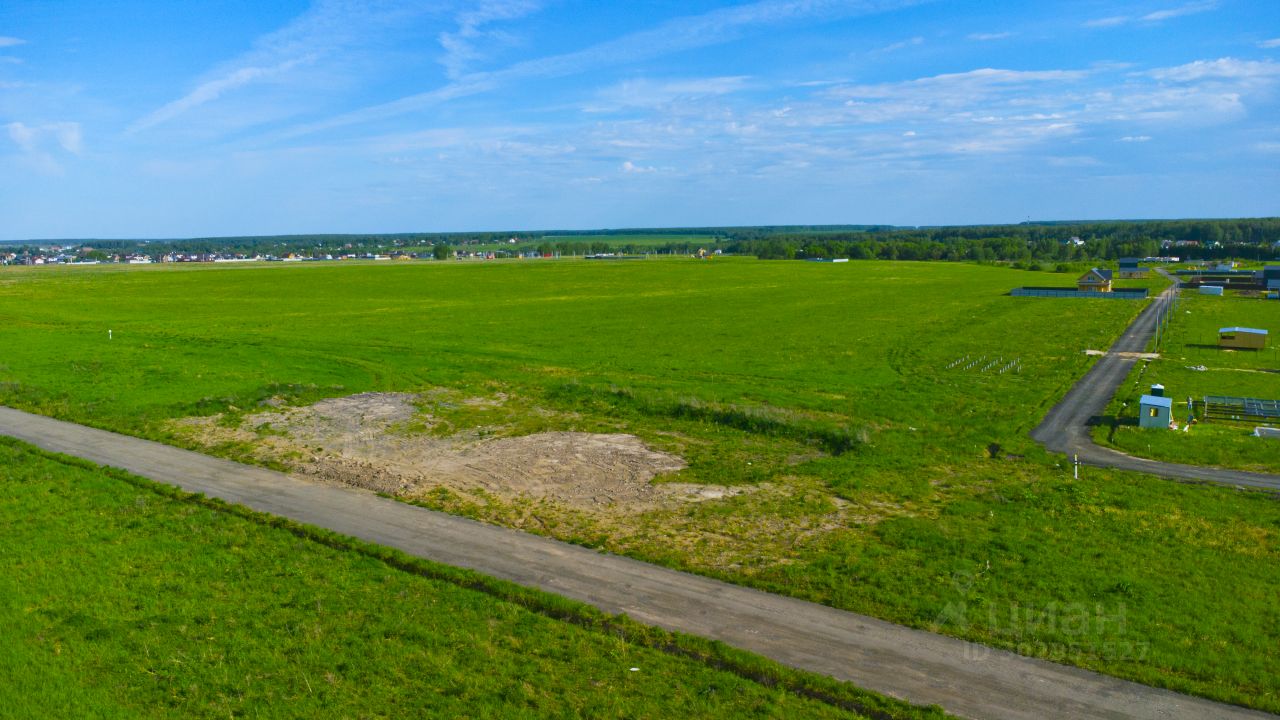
[1099,289,1280,471]
[0,437,931,719]
[2,258,1278,711]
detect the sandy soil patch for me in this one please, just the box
[1085,349,1160,359]
[171,392,758,510]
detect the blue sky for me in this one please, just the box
[1,0,1278,239]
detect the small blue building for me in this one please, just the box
[1139,394,1173,429]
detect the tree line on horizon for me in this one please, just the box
[722,218,1280,263]
[5,218,1278,265]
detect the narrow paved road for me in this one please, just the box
[1,406,1272,720]
[1031,274,1280,491]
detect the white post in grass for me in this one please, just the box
[1073,454,1079,480]
[108,329,112,341]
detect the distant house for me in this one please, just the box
[1219,327,1268,350]
[1139,394,1173,429]
[1117,258,1147,279]
[1077,268,1113,292]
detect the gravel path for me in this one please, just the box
[0,405,1272,719]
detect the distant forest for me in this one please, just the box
[721,218,1280,262]
[5,218,1279,264]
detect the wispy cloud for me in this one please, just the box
[6,121,81,154]
[0,36,25,48]
[129,0,424,133]
[1146,57,1280,82]
[130,56,316,133]
[1047,155,1100,167]
[1084,16,1130,28]
[277,0,927,140]
[1118,135,1152,142]
[875,36,924,53]
[438,1,543,80]
[1258,38,1280,49]
[5,121,82,174]
[586,76,750,112]
[968,32,1013,41]
[1084,2,1217,28]
[621,160,656,173]
[1141,1,1217,22]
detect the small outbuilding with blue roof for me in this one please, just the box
[1218,327,1268,350]
[1139,394,1173,429]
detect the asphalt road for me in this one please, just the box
[1,406,1272,720]
[1030,276,1280,491]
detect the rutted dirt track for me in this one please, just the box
[0,405,1271,720]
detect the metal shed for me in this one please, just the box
[1118,258,1147,278]
[1218,327,1268,350]
[1139,395,1173,429]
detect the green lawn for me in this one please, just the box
[0,437,936,719]
[1098,289,1280,471]
[2,259,1278,711]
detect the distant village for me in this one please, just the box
[1,239,578,267]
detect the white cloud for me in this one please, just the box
[6,121,81,154]
[130,0,427,133]
[875,36,923,53]
[1254,141,1280,153]
[1141,2,1217,22]
[1048,155,1101,167]
[968,32,1013,41]
[5,121,82,174]
[586,76,750,112]
[131,56,315,133]
[1147,57,1280,82]
[5,121,35,152]
[685,54,1280,168]
[1260,38,1280,49]
[1085,3,1216,28]
[0,36,25,48]
[1084,16,1130,28]
[279,0,924,140]
[438,1,543,80]
[621,160,655,173]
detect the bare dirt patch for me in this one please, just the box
[170,392,759,511]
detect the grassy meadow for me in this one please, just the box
[0,437,925,720]
[1099,289,1280,471]
[2,258,1279,710]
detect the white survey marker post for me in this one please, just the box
[1073,454,1079,479]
